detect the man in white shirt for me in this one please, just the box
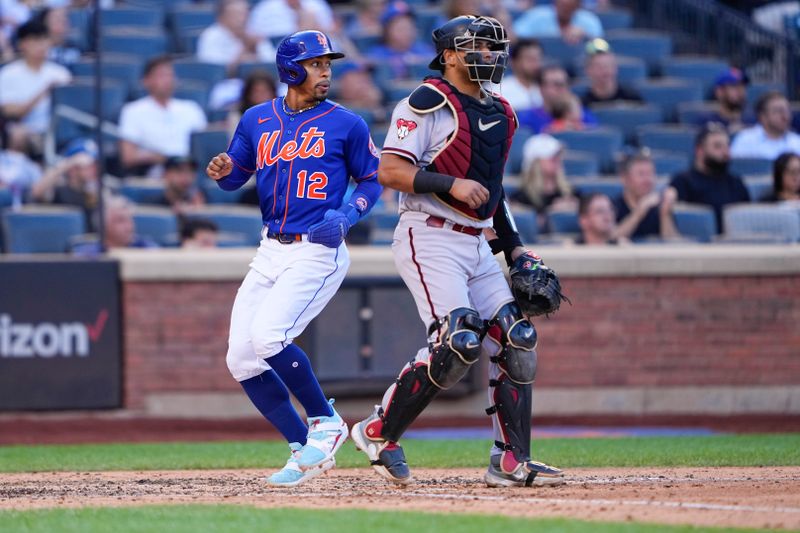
[730,91,800,160]
[247,0,333,39]
[0,20,71,153]
[197,0,275,75]
[501,38,543,113]
[514,0,603,44]
[118,56,208,176]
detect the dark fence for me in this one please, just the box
[626,0,800,98]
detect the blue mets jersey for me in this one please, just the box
[220,97,380,234]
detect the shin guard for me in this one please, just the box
[486,374,532,473]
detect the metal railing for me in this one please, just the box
[625,0,800,98]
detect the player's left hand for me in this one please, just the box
[307,207,358,248]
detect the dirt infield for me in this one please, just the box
[2,467,799,530]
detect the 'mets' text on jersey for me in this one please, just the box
[225,98,379,234]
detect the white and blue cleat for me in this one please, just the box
[297,398,348,470]
[266,442,335,487]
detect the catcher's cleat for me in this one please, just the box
[350,408,412,485]
[484,456,565,488]
[267,442,335,487]
[297,398,348,470]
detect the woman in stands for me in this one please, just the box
[763,152,800,202]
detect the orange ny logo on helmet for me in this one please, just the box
[316,32,327,47]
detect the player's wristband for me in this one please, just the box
[413,169,455,194]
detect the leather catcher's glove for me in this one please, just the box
[308,205,360,248]
[509,251,568,317]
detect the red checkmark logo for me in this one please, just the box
[86,309,108,342]
[258,117,271,124]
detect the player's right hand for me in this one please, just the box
[449,180,489,209]
[206,152,233,181]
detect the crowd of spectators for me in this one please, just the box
[1,0,800,253]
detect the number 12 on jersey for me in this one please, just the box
[296,170,328,200]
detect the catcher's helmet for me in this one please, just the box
[276,30,345,86]
[429,15,509,84]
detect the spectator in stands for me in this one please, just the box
[581,38,643,107]
[544,93,586,133]
[613,149,679,241]
[575,192,624,245]
[30,138,98,230]
[0,119,42,205]
[510,134,577,232]
[669,123,750,233]
[334,62,385,123]
[152,156,206,214]
[730,91,800,160]
[224,69,278,135]
[247,0,334,39]
[71,195,158,255]
[0,20,71,156]
[695,68,754,136]
[0,0,32,44]
[441,0,516,40]
[197,0,275,77]
[501,39,543,113]
[514,0,603,44]
[518,64,597,133]
[346,0,387,38]
[39,6,81,66]
[762,151,800,202]
[367,2,433,80]
[181,218,219,249]
[118,55,208,177]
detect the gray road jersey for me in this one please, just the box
[382,97,494,228]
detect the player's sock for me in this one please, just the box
[268,344,334,418]
[240,370,307,444]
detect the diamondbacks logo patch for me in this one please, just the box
[396,118,417,140]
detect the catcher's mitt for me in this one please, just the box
[509,251,569,317]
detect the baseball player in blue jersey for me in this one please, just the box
[206,30,381,487]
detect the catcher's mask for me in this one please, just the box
[429,15,509,84]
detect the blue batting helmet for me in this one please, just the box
[276,30,345,86]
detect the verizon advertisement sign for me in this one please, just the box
[0,261,121,410]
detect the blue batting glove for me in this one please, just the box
[307,205,360,248]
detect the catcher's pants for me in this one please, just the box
[386,211,517,453]
[225,233,349,382]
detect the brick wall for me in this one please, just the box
[122,275,800,409]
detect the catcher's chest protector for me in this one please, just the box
[423,77,516,220]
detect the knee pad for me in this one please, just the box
[428,307,485,389]
[491,302,538,384]
[486,374,532,470]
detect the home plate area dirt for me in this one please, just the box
[2,467,800,529]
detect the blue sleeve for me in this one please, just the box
[219,111,256,191]
[344,117,382,217]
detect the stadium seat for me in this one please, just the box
[538,37,584,72]
[637,124,698,157]
[571,178,623,199]
[0,189,12,208]
[597,9,633,31]
[548,209,580,235]
[183,206,264,246]
[651,150,689,176]
[660,56,729,96]
[67,10,90,51]
[512,210,538,243]
[744,178,773,202]
[353,36,381,55]
[747,82,785,107]
[118,181,166,204]
[677,101,719,126]
[552,128,624,173]
[178,30,203,55]
[729,157,773,177]
[636,78,704,122]
[191,130,231,178]
[673,203,717,242]
[100,28,169,58]
[69,55,143,88]
[615,56,648,85]
[236,61,280,81]
[201,183,246,204]
[590,104,663,143]
[723,203,800,243]
[174,81,211,109]
[99,8,164,28]
[368,211,400,245]
[563,150,599,178]
[505,127,534,175]
[216,231,250,247]
[605,30,672,72]
[1,206,86,253]
[51,81,127,148]
[132,206,179,246]
[169,7,215,36]
[173,60,228,87]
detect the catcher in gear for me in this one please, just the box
[350,15,566,488]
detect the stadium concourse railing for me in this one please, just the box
[626,0,800,98]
